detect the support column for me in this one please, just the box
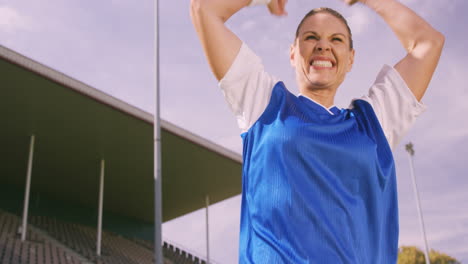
[97,159,105,256]
[21,134,35,241]
[205,195,210,264]
[153,0,163,263]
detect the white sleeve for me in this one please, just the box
[357,65,426,150]
[219,42,280,133]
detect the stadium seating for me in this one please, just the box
[0,209,88,264]
[0,209,210,264]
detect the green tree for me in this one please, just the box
[430,249,461,264]
[398,246,461,264]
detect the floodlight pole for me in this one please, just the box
[154,0,163,263]
[405,143,430,264]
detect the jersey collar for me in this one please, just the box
[298,94,340,115]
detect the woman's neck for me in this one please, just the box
[299,88,337,108]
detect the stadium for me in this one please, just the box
[0,44,242,264]
[1,0,467,263]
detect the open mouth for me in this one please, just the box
[311,60,333,68]
[309,57,335,69]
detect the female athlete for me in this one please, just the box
[190,0,444,263]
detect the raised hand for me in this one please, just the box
[341,0,363,5]
[267,0,288,16]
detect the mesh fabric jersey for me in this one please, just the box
[239,82,398,264]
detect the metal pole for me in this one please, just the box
[205,195,210,264]
[405,143,431,264]
[97,159,105,256]
[21,134,35,241]
[154,0,163,263]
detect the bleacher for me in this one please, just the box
[132,238,207,264]
[0,209,208,264]
[163,243,206,264]
[0,209,88,264]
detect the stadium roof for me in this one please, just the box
[0,44,242,223]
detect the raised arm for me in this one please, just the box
[350,0,445,101]
[190,0,287,80]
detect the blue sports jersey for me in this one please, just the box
[239,82,398,263]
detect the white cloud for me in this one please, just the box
[346,6,371,36]
[240,19,257,32]
[406,50,468,157]
[0,6,32,32]
[398,166,468,262]
[400,0,459,19]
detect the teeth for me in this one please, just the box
[311,60,333,68]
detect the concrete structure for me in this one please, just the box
[0,44,242,262]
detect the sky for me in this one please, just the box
[1,0,467,263]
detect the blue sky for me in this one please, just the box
[1,0,467,263]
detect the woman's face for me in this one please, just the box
[290,12,355,94]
